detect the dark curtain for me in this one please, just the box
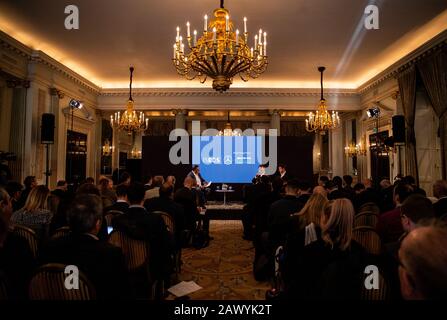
[417,46,447,179]
[397,65,419,184]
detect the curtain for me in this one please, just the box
[397,65,419,184]
[417,46,447,179]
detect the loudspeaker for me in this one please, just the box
[41,113,55,144]
[392,115,406,144]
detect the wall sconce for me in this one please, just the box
[102,139,114,156]
[130,147,142,159]
[345,142,358,158]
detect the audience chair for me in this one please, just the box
[29,263,96,300]
[51,226,71,239]
[108,230,156,299]
[104,210,124,227]
[360,272,390,301]
[11,224,39,259]
[154,211,182,275]
[358,202,380,215]
[354,211,379,228]
[352,226,382,255]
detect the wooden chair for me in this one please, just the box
[104,210,124,227]
[358,202,380,215]
[154,211,182,274]
[108,230,156,299]
[0,271,9,300]
[51,226,71,239]
[11,224,39,258]
[361,272,390,301]
[352,226,382,255]
[29,263,96,300]
[354,211,379,228]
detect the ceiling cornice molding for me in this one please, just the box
[100,88,358,98]
[358,30,447,95]
[0,30,101,95]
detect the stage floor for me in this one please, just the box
[204,201,245,220]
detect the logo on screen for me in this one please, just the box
[224,155,232,165]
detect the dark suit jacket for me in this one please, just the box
[434,198,447,219]
[174,187,198,231]
[187,171,207,186]
[112,206,174,279]
[268,195,304,246]
[104,201,129,215]
[144,196,186,248]
[39,233,130,299]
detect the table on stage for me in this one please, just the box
[215,189,235,206]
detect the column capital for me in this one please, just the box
[172,109,188,116]
[269,109,283,116]
[50,88,65,99]
[6,79,30,89]
[391,91,400,100]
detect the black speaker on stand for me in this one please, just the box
[392,115,406,177]
[41,113,55,187]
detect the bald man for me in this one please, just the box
[398,222,447,299]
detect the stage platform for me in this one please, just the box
[204,201,245,220]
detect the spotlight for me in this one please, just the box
[69,99,82,109]
[366,107,380,118]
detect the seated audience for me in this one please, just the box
[379,179,394,212]
[377,183,413,244]
[39,194,130,299]
[398,221,447,300]
[0,188,36,299]
[313,185,328,198]
[49,180,68,216]
[5,181,23,213]
[104,184,129,215]
[174,177,199,232]
[284,198,365,299]
[113,183,174,283]
[432,180,447,219]
[267,179,302,247]
[403,175,426,196]
[143,175,152,191]
[85,177,95,184]
[342,175,354,198]
[326,180,350,200]
[118,171,131,186]
[144,175,164,200]
[145,182,186,248]
[353,178,380,211]
[318,175,329,187]
[98,177,116,208]
[16,176,36,210]
[10,185,52,239]
[297,180,312,204]
[166,175,176,188]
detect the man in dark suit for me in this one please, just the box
[104,184,129,215]
[113,182,174,283]
[297,180,312,205]
[326,180,350,200]
[267,179,303,247]
[277,164,290,182]
[433,180,447,219]
[187,165,208,206]
[145,182,186,248]
[174,176,199,232]
[39,194,130,299]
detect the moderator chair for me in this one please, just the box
[11,224,39,259]
[104,210,124,227]
[29,263,96,300]
[352,226,382,255]
[358,202,380,215]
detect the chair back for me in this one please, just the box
[29,263,96,300]
[104,210,124,227]
[354,211,379,228]
[352,226,382,255]
[11,224,39,258]
[108,230,149,271]
[51,226,71,239]
[361,272,390,300]
[358,202,380,215]
[0,271,9,300]
[154,211,175,235]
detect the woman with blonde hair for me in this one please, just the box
[284,198,365,299]
[10,185,52,238]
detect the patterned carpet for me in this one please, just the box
[169,220,270,300]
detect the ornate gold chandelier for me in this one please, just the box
[172,0,268,92]
[218,111,241,136]
[306,67,340,134]
[345,142,359,158]
[110,67,148,135]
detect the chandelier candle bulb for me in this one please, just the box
[226,15,229,32]
[204,15,208,32]
[176,26,180,39]
[186,22,190,38]
[193,30,197,46]
[236,29,239,46]
[173,44,176,58]
[264,41,267,56]
[259,29,262,45]
[213,27,217,43]
[244,17,247,34]
[254,35,258,50]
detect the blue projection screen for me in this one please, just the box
[192,136,264,183]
